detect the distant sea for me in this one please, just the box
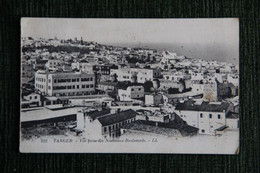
[107,42,239,64]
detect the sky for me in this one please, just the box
[21,18,239,63]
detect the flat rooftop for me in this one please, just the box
[21,107,80,122]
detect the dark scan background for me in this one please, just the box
[0,0,259,172]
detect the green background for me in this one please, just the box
[0,0,259,172]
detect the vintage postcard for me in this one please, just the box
[20,18,239,154]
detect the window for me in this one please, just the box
[138,88,141,91]
[54,79,57,83]
[77,78,79,82]
[209,114,212,118]
[29,96,32,99]
[131,88,134,91]
[49,79,51,83]
[200,113,203,118]
[218,114,221,119]
[82,85,85,88]
[201,129,205,133]
[104,127,107,132]
[77,85,79,89]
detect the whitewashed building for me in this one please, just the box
[45,59,62,69]
[174,100,232,135]
[78,109,137,138]
[118,85,144,101]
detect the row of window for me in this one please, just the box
[200,113,221,119]
[180,113,222,119]
[55,91,94,97]
[49,62,59,65]
[122,76,130,79]
[36,84,44,89]
[36,77,46,82]
[131,88,142,91]
[52,84,94,90]
[121,94,130,98]
[53,77,93,83]
[29,96,38,100]
[103,118,136,133]
[139,77,151,81]
[165,76,181,81]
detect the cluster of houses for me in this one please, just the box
[21,37,239,139]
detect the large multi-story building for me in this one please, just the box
[35,70,95,97]
[110,67,161,83]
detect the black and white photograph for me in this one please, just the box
[20,18,239,154]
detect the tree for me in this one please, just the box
[143,81,153,92]
[112,73,118,82]
[168,87,180,94]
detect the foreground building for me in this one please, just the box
[174,100,234,135]
[78,109,138,138]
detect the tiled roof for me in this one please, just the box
[87,109,111,120]
[226,112,239,119]
[98,109,137,126]
[175,100,230,112]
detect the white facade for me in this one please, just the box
[45,59,61,69]
[227,74,239,87]
[83,110,137,138]
[190,72,204,81]
[163,73,190,82]
[111,67,161,83]
[118,86,144,101]
[76,62,95,74]
[111,68,132,82]
[145,94,163,106]
[192,84,204,93]
[23,93,42,106]
[175,109,227,135]
[226,118,239,129]
[35,70,95,97]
